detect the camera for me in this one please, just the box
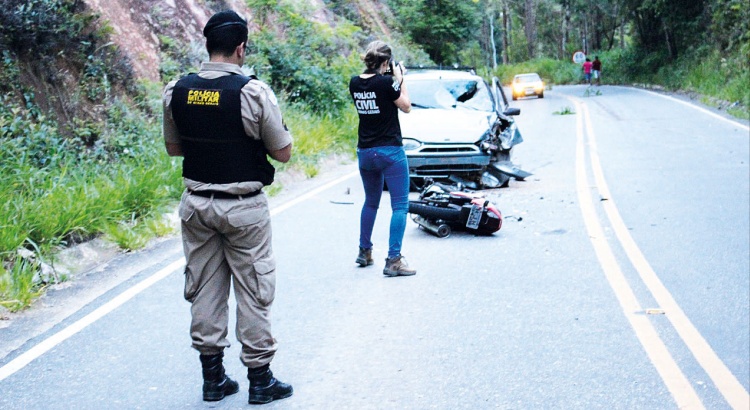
[384,58,396,76]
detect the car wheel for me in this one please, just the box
[512,94,517,101]
[538,92,544,99]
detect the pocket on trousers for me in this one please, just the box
[385,146,407,164]
[184,266,199,302]
[253,257,276,306]
[227,207,264,227]
[179,202,194,222]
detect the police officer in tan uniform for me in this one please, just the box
[162,10,293,405]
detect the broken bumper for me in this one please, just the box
[405,149,490,178]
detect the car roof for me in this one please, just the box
[513,73,540,79]
[404,69,483,81]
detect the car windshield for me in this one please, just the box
[407,78,494,111]
[515,74,540,83]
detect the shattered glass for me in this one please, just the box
[408,79,494,111]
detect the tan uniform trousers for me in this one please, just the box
[179,190,277,368]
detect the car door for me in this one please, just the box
[492,77,508,111]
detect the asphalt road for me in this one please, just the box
[0,85,748,409]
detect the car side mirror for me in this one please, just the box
[503,107,521,116]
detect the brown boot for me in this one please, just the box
[383,255,416,277]
[356,247,373,267]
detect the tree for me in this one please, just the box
[625,0,707,58]
[388,0,481,64]
[476,0,500,69]
[710,0,750,59]
[560,0,571,57]
[501,0,511,63]
[523,0,537,58]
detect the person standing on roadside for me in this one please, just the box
[349,40,416,277]
[583,58,593,84]
[592,56,602,85]
[162,10,293,405]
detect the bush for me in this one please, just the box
[0,0,92,56]
[488,48,747,119]
[0,0,370,311]
[493,57,580,85]
[246,4,364,113]
[597,46,749,117]
[283,105,358,159]
[0,82,183,310]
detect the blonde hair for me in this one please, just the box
[362,40,392,72]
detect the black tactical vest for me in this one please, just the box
[170,74,274,185]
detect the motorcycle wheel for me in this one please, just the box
[408,201,462,222]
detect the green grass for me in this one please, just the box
[0,87,359,311]
[0,91,185,310]
[583,87,602,98]
[0,241,47,311]
[493,57,582,86]
[0,254,45,311]
[553,106,576,115]
[492,50,748,120]
[281,107,358,171]
[5,34,741,313]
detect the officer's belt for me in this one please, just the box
[188,189,261,200]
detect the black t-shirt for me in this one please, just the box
[349,74,403,148]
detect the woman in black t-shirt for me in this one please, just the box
[349,40,416,277]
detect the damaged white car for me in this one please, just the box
[399,67,530,189]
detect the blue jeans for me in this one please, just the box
[357,145,410,259]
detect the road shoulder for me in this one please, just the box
[0,155,358,363]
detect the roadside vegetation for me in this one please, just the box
[1,0,747,311]
[491,48,748,120]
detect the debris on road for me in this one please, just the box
[330,187,355,205]
[408,179,502,238]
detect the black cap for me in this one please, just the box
[203,10,247,37]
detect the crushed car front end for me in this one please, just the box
[401,108,495,179]
[399,68,527,189]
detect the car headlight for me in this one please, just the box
[402,138,421,151]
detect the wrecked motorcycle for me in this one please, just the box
[408,179,502,238]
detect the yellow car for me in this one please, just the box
[512,73,544,100]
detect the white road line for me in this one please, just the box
[0,258,184,382]
[270,170,360,216]
[0,170,360,382]
[627,86,750,132]
[580,102,750,410]
[572,99,704,409]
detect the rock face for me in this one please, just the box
[82,0,251,81]
[81,0,391,81]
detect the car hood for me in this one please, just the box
[399,108,493,143]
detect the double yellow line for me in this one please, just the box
[571,98,749,409]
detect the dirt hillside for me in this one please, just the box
[82,0,252,81]
[82,0,388,82]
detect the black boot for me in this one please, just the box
[199,353,239,401]
[247,364,293,404]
